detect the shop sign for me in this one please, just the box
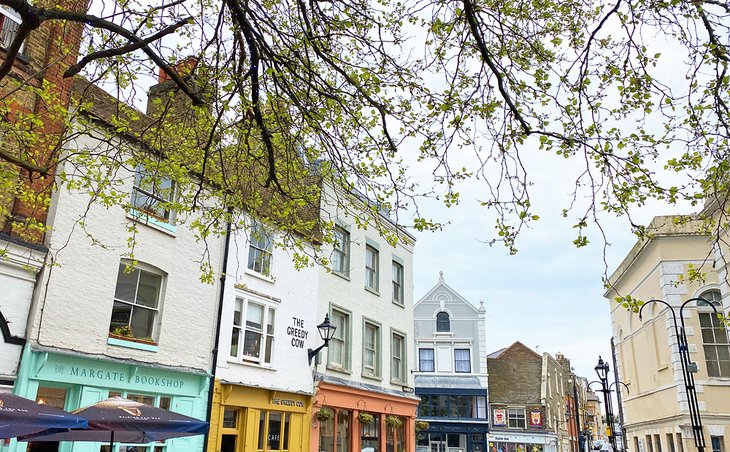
[529,411,542,427]
[286,317,308,349]
[493,409,506,426]
[272,397,305,407]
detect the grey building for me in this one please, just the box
[413,272,489,452]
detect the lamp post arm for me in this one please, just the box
[609,381,629,394]
[308,343,327,365]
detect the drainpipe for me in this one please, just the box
[203,207,233,452]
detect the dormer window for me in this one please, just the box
[436,311,450,332]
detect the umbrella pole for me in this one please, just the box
[110,430,114,451]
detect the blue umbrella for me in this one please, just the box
[0,392,87,438]
[20,396,208,447]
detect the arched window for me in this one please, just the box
[436,312,450,332]
[698,289,722,307]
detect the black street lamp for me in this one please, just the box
[639,298,719,452]
[594,356,617,452]
[308,314,337,364]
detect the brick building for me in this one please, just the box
[487,342,564,452]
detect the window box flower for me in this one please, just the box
[316,408,333,422]
[358,412,374,424]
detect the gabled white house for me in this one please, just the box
[413,272,489,452]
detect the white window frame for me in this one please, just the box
[454,348,471,373]
[365,245,379,292]
[332,226,350,277]
[362,320,381,378]
[248,222,273,275]
[508,407,526,428]
[230,296,276,366]
[328,307,351,371]
[391,330,407,384]
[392,260,404,306]
[131,164,176,223]
[0,6,24,53]
[419,348,435,372]
[109,261,164,342]
[698,289,730,378]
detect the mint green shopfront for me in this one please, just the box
[5,347,209,452]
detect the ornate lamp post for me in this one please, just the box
[639,298,719,452]
[308,314,337,364]
[594,357,616,451]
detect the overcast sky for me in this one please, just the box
[407,144,685,382]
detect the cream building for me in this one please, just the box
[605,215,730,452]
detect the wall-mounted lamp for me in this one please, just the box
[308,314,337,365]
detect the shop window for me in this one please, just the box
[508,407,526,428]
[248,222,274,275]
[365,245,379,292]
[363,321,381,378]
[436,312,450,332]
[231,297,276,365]
[337,410,351,452]
[391,331,407,384]
[109,262,164,342]
[361,413,380,452]
[419,348,435,372]
[223,409,238,428]
[392,261,404,305]
[320,408,351,452]
[35,386,67,409]
[454,349,471,373]
[131,164,176,223]
[257,411,290,452]
[332,227,350,277]
[328,308,351,371]
[386,416,405,452]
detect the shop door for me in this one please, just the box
[430,441,447,452]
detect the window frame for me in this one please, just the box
[436,311,450,332]
[391,330,407,384]
[328,307,352,372]
[392,260,404,306]
[454,348,471,373]
[0,6,24,54]
[362,319,381,379]
[109,261,165,343]
[247,221,274,276]
[700,311,730,378]
[419,348,435,372]
[230,295,277,366]
[365,245,379,292]
[332,226,351,277]
[131,164,177,223]
[507,407,526,428]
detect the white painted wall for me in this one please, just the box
[316,184,416,390]
[0,238,45,380]
[215,226,319,394]
[27,132,223,372]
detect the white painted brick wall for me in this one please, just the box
[215,228,319,394]
[28,133,223,372]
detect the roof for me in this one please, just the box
[487,341,541,360]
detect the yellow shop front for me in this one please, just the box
[209,381,313,452]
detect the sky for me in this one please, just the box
[407,146,689,382]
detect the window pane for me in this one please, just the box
[258,411,266,450]
[244,330,262,359]
[268,412,282,450]
[247,303,264,330]
[130,307,156,339]
[419,349,435,372]
[234,300,243,327]
[283,413,290,450]
[110,302,132,330]
[114,266,138,303]
[136,271,161,308]
[716,328,728,343]
[231,327,240,357]
[436,312,450,332]
[337,410,350,452]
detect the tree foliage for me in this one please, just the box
[0,0,728,259]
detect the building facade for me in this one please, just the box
[206,220,320,452]
[487,342,562,452]
[5,77,223,452]
[412,272,489,452]
[310,185,419,452]
[606,215,730,452]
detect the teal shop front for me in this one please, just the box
[5,346,209,452]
